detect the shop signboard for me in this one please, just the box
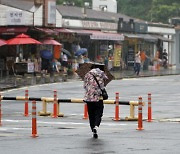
[27,62,34,73]
[118,18,135,33]
[127,48,134,66]
[134,23,147,33]
[62,19,117,31]
[113,44,122,67]
[7,11,25,25]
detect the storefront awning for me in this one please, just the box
[0,27,29,35]
[153,35,173,42]
[70,29,92,35]
[55,29,124,40]
[55,28,92,35]
[54,28,74,33]
[34,27,58,35]
[124,33,140,39]
[90,31,124,41]
[124,33,173,42]
[124,33,158,42]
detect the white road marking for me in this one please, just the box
[2,119,137,127]
[0,127,30,131]
[122,78,139,81]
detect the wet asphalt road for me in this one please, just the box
[0,75,180,154]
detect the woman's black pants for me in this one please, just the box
[86,100,104,132]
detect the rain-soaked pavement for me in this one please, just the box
[1,75,180,154]
[1,111,180,154]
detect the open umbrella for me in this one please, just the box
[75,48,87,56]
[76,62,114,86]
[0,39,7,46]
[62,48,72,57]
[40,50,53,60]
[41,38,62,46]
[6,33,41,45]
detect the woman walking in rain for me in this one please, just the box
[83,64,108,139]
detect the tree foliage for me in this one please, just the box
[117,0,152,21]
[150,0,180,23]
[56,0,180,24]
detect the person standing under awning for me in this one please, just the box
[134,51,141,76]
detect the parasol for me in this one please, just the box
[41,38,62,46]
[6,33,41,45]
[76,62,114,86]
[0,39,7,46]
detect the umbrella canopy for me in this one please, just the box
[41,38,62,46]
[75,48,87,56]
[6,33,41,45]
[62,48,72,57]
[0,39,7,46]
[40,50,53,60]
[76,62,114,86]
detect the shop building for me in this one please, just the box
[0,0,59,76]
[147,22,175,67]
[57,5,176,71]
[0,0,177,77]
[171,17,180,69]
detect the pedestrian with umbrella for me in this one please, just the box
[75,48,87,56]
[77,63,114,139]
[40,49,53,74]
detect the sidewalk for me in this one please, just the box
[1,68,180,91]
[111,68,180,79]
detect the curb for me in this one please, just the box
[1,72,180,91]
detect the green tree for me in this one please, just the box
[56,0,180,24]
[149,0,180,23]
[117,0,152,21]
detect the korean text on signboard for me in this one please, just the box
[7,11,24,25]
